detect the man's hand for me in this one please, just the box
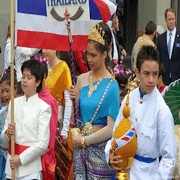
[69,85,77,101]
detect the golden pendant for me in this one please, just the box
[83,122,93,133]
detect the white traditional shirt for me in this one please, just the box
[105,87,176,180]
[1,93,51,178]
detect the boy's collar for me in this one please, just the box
[139,86,146,98]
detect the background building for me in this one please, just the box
[117,0,180,54]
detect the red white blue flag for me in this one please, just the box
[15,0,117,51]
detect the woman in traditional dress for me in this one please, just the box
[69,22,120,179]
[42,49,73,179]
[34,55,58,180]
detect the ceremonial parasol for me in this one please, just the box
[164,79,180,125]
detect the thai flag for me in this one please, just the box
[16,0,117,51]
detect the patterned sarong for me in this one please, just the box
[74,140,114,180]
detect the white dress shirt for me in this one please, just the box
[111,28,119,60]
[1,93,51,178]
[167,27,176,59]
[105,87,176,180]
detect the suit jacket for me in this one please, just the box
[112,31,123,64]
[157,29,180,85]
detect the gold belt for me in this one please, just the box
[81,125,103,133]
[71,125,103,136]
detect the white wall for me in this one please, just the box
[137,0,171,32]
[0,1,10,73]
[137,0,156,30]
[156,0,171,32]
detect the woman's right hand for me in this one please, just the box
[69,85,77,100]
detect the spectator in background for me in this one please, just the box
[4,25,11,70]
[134,21,157,69]
[58,51,89,77]
[111,14,127,64]
[157,8,180,85]
[15,47,39,82]
[154,25,165,46]
[74,51,89,74]
[131,29,145,70]
[0,67,18,180]
[157,63,168,96]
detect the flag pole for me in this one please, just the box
[64,9,77,125]
[10,0,15,179]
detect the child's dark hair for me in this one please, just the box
[16,81,24,96]
[158,63,166,79]
[0,66,17,86]
[145,21,157,35]
[105,60,116,72]
[41,62,48,78]
[21,59,44,93]
[115,74,129,90]
[136,45,160,72]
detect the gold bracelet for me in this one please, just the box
[81,136,86,148]
[5,129,11,139]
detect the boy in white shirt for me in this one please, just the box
[105,45,176,180]
[1,59,51,180]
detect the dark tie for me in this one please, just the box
[167,32,172,57]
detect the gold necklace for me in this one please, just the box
[83,75,115,134]
[88,74,102,97]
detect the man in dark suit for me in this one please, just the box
[157,8,180,85]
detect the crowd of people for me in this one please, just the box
[0,6,179,180]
